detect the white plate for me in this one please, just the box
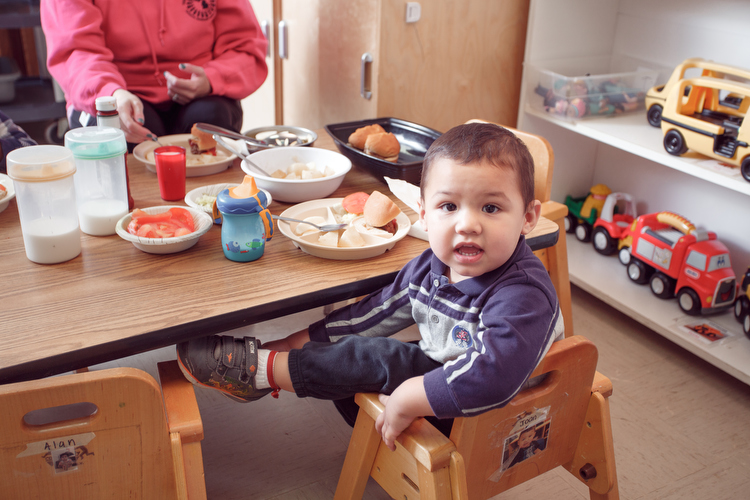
[0,173,16,213]
[277,198,411,260]
[185,183,273,224]
[133,133,236,177]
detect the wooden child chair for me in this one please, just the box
[0,361,206,500]
[334,335,618,499]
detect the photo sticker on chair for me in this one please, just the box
[16,432,96,475]
[488,406,551,482]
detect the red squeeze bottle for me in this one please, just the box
[95,96,135,209]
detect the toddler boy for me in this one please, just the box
[177,122,564,449]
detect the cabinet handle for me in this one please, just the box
[260,20,271,58]
[361,52,373,100]
[279,20,288,60]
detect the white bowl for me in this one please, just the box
[115,205,213,254]
[0,173,15,213]
[184,183,272,224]
[241,147,351,203]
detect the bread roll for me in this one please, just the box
[348,124,386,150]
[364,190,401,228]
[189,124,217,153]
[364,132,400,161]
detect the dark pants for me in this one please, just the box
[69,95,242,152]
[288,336,454,436]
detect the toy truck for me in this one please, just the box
[591,192,637,255]
[733,267,750,338]
[617,211,737,315]
[564,184,612,242]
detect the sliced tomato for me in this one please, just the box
[342,192,369,214]
[127,207,195,238]
[167,207,195,232]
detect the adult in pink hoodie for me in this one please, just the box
[41,0,268,145]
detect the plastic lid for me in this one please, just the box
[95,96,117,112]
[64,126,127,159]
[6,145,76,182]
[217,188,269,214]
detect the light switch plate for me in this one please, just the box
[405,2,421,23]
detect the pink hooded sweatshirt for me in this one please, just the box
[41,0,268,116]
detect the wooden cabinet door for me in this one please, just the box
[280,0,379,129]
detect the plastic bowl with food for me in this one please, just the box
[241,147,351,203]
[185,183,272,224]
[0,173,16,213]
[115,205,213,254]
[242,125,317,153]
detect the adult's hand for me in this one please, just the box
[112,89,154,143]
[164,64,212,105]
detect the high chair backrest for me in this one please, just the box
[464,118,554,203]
[0,363,205,500]
[449,335,597,498]
[335,336,618,500]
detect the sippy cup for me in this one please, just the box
[65,126,129,236]
[216,175,273,262]
[7,145,82,264]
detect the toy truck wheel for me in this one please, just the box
[677,288,702,315]
[664,129,688,156]
[627,259,652,284]
[743,313,750,338]
[592,227,617,255]
[564,214,577,233]
[647,105,663,127]
[741,157,750,183]
[618,247,632,266]
[575,223,591,242]
[650,272,675,299]
[735,295,750,320]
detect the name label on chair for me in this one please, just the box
[489,406,551,482]
[16,432,96,474]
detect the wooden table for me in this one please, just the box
[0,132,558,384]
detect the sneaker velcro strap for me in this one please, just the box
[218,336,237,374]
[242,337,259,382]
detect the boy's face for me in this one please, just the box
[517,429,536,449]
[419,158,540,283]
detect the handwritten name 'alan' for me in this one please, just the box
[44,438,77,451]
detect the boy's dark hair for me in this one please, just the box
[420,123,535,208]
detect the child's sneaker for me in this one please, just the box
[176,335,272,403]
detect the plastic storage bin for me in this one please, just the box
[525,56,662,121]
[0,57,21,103]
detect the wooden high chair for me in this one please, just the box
[0,361,206,500]
[334,336,618,499]
[465,119,573,337]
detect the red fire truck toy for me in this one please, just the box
[618,211,737,315]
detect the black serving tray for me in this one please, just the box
[324,117,442,185]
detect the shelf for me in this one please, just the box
[525,106,750,197]
[566,233,750,385]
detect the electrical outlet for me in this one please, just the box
[405,2,421,23]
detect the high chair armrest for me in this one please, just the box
[540,200,568,221]
[355,393,456,471]
[158,361,204,443]
[593,371,613,398]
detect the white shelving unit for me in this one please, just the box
[518,0,750,384]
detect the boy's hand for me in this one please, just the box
[112,89,153,143]
[375,377,432,451]
[165,64,212,105]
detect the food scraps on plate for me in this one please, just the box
[294,191,402,248]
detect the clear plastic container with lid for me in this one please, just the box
[65,126,129,236]
[6,145,82,264]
